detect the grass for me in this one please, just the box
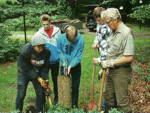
[127,23,150,34]
[12,30,36,35]
[0,30,150,112]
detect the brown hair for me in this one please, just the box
[40,14,50,22]
[93,7,105,18]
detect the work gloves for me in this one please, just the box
[101,60,114,68]
[38,77,49,89]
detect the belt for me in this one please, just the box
[110,63,131,70]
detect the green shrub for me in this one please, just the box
[0,38,24,63]
[109,108,123,113]
[46,105,124,113]
[135,38,150,64]
[47,105,85,113]
[0,24,24,63]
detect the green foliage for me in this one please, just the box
[129,4,150,23]
[0,0,69,31]
[0,24,11,39]
[0,38,23,63]
[47,105,84,113]
[56,0,72,18]
[132,38,150,82]
[0,24,24,63]
[109,108,123,113]
[0,0,70,22]
[99,0,114,6]
[133,65,150,82]
[135,38,150,63]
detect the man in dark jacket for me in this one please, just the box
[16,33,50,112]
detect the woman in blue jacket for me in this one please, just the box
[57,25,84,108]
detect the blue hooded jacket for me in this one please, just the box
[57,32,84,68]
[45,43,59,64]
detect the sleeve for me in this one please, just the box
[40,50,50,80]
[55,28,61,40]
[123,34,135,56]
[93,25,100,46]
[17,46,38,77]
[69,38,84,68]
[57,36,68,67]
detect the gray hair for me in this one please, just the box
[101,8,121,22]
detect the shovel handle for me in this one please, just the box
[91,49,97,98]
[98,68,107,111]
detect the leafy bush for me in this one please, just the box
[1,0,69,31]
[109,108,123,113]
[46,105,123,113]
[47,105,94,113]
[0,24,24,63]
[0,38,24,63]
[129,4,150,23]
[134,38,150,64]
[135,46,150,63]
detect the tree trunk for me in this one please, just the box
[57,75,72,108]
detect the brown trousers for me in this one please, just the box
[104,67,132,112]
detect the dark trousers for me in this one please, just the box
[16,74,45,112]
[49,62,59,104]
[70,63,81,108]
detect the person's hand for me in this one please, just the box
[92,44,99,49]
[67,66,71,75]
[38,77,48,88]
[31,59,37,65]
[93,58,101,64]
[101,60,114,68]
[64,68,68,76]
[98,69,103,80]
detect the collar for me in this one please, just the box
[115,22,124,33]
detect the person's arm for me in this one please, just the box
[17,44,33,73]
[55,28,61,40]
[101,33,135,68]
[92,36,100,49]
[57,35,68,67]
[101,55,134,68]
[92,25,101,49]
[69,37,84,68]
[39,49,50,80]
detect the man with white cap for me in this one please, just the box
[16,33,50,112]
[93,8,134,113]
